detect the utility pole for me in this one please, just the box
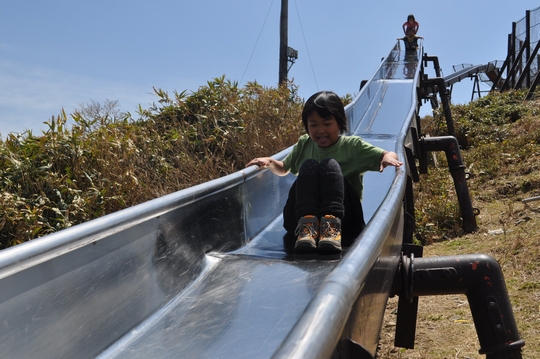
[278,0,298,86]
[279,0,288,85]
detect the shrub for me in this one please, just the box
[0,78,305,248]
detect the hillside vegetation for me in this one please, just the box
[0,78,305,248]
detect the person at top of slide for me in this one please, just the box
[403,14,419,35]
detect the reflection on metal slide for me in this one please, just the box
[0,41,523,359]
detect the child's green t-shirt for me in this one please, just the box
[282,134,385,200]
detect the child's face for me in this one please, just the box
[306,111,340,148]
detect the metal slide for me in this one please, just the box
[444,63,490,86]
[444,62,504,101]
[0,43,422,358]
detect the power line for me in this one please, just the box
[240,0,275,85]
[293,0,318,91]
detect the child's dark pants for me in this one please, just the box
[282,158,366,246]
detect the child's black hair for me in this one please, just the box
[407,14,416,22]
[301,91,348,134]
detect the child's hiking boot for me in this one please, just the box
[294,215,319,251]
[318,215,342,252]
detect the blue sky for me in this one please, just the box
[1,1,539,136]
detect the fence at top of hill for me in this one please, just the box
[498,6,540,99]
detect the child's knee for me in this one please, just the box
[320,158,340,171]
[298,158,320,175]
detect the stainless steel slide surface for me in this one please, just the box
[0,42,422,359]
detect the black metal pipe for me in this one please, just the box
[411,254,525,358]
[422,55,442,78]
[421,136,478,232]
[421,77,455,137]
[393,245,423,349]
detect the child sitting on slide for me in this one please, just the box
[246,91,402,253]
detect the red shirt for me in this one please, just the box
[403,21,419,34]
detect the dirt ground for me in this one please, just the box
[375,199,540,358]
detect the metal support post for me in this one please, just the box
[420,136,478,233]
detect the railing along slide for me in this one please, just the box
[0,41,525,359]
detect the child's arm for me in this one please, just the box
[379,151,403,172]
[246,157,289,176]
